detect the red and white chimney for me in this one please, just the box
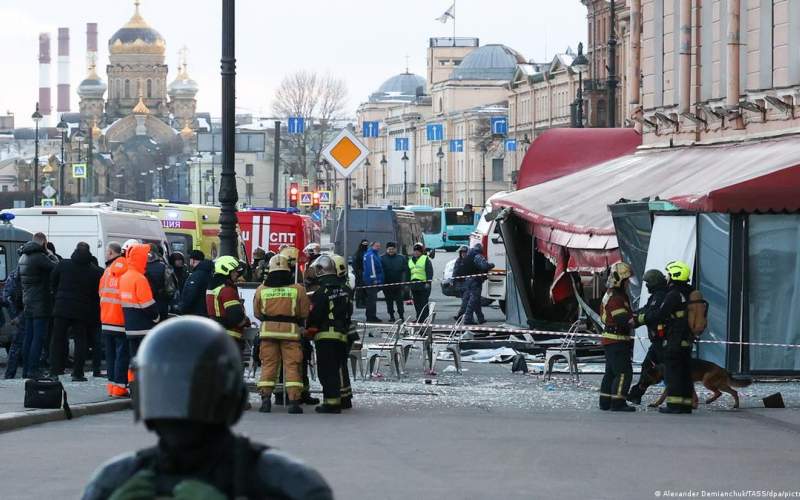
[57,28,70,113]
[86,22,98,70]
[38,33,52,126]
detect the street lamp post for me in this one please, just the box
[218,0,239,257]
[480,143,487,207]
[571,42,590,128]
[380,154,387,199]
[283,168,290,207]
[436,146,444,205]
[56,117,68,204]
[364,157,370,205]
[401,151,409,206]
[31,103,42,206]
[74,130,85,202]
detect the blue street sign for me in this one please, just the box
[491,116,508,136]
[505,139,517,152]
[395,137,410,151]
[362,121,380,138]
[318,190,331,205]
[287,117,305,135]
[449,139,464,153]
[426,124,444,142]
[311,210,322,222]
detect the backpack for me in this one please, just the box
[686,289,709,336]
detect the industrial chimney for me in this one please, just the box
[86,22,98,70]
[57,27,70,113]
[38,33,52,126]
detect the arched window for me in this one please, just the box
[147,79,153,98]
[124,79,130,98]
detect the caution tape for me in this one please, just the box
[355,271,506,290]
[355,321,800,350]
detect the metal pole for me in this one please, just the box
[33,121,39,206]
[197,160,202,203]
[481,150,486,206]
[577,71,584,128]
[607,0,618,127]
[365,165,369,205]
[344,178,349,262]
[87,126,93,201]
[402,158,408,205]
[273,121,281,207]
[218,0,238,256]
[77,139,82,203]
[438,155,443,205]
[59,130,65,204]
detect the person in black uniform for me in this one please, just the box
[627,269,669,405]
[645,260,696,414]
[598,262,636,412]
[81,316,332,500]
[330,253,357,409]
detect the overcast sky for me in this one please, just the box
[1,0,587,127]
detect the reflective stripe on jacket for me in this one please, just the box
[206,283,246,339]
[119,244,159,337]
[253,283,310,341]
[99,256,126,330]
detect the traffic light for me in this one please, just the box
[289,182,299,207]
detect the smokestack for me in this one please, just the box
[86,23,98,71]
[58,28,70,113]
[38,33,52,126]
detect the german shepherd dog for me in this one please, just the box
[628,358,752,409]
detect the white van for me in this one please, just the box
[469,192,509,312]
[5,207,169,262]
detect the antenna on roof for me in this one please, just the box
[405,54,410,73]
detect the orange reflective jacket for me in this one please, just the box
[99,256,127,331]
[119,244,159,337]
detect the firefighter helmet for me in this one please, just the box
[303,243,321,257]
[279,246,299,266]
[311,254,337,278]
[132,316,247,425]
[607,261,633,288]
[268,254,290,273]
[214,255,242,276]
[330,254,347,278]
[665,260,691,282]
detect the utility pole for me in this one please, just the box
[607,0,618,127]
[218,0,238,256]
[273,121,280,207]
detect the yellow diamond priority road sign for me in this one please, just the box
[321,128,370,178]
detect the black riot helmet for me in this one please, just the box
[132,316,247,426]
[642,269,667,293]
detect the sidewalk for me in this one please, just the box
[0,375,131,432]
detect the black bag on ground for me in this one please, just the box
[24,378,72,419]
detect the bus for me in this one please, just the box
[405,206,479,251]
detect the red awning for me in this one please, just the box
[516,128,641,190]
[495,134,800,271]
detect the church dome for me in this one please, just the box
[109,1,165,56]
[451,44,526,81]
[168,65,199,98]
[77,66,107,98]
[370,73,426,102]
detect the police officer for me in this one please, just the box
[408,243,434,321]
[598,262,636,412]
[206,256,250,355]
[462,243,494,325]
[452,245,469,321]
[81,316,333,500]
[306,255,352,414]
[253,255,310,414]
[627,269,669,405]
[646,260,695,414]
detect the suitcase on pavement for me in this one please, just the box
[24,378,72,419]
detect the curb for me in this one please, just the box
[0,399,132,433]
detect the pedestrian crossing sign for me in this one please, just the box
[41,198,56,208]
[299,192,313,206]
[318,190,331,205]
[72,163,87,179]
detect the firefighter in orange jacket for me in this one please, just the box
[206,256,250,354]
[598,261,637,412]
[254,255,310,414]
[99,242,129,398]
[119,243,160,360]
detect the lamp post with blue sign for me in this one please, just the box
[480,142,487,206]
[380,154,387,199]
[401,151,409,205]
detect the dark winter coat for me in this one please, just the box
[464,247,493,287]
[380,253,408,284]
[18,241,58,318]
[179,259,213,316]
[51,247,104,321]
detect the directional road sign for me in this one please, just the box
[491,117,508,136]
[395,137,409,151]
[426,124,444,141]
[72,163,87,178]
[318,190,332,205]
[301,178,310,187]
[362,121,380,138]
[288,117,305,135]
[299,192,313,206]
[42,185,56,199]
[505,139,517,152]
[321,128,370,179]
[41,198,56,208]
[420,186,431,197]
[449,139,464,152]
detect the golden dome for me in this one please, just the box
[109,1,166,56]
[132,96,150,115]
[180,122,194,140]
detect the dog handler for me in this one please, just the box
[627,269,669,405]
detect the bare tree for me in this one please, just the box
[272,70,349,182]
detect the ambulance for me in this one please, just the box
[238,209,320,264]
[113,199,221,258]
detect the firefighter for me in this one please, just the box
[206,256,250,355]
[81,317,333,500]
[598,261,636,412]
[330,253,356,409]
[306,255,352,414]
[627,269,669,405]
[646,260,696,414]
[253,255,310,414]
[303,243,323,293]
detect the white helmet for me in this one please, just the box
[122,238,140,256]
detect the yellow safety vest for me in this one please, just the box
[259,286,301,340]
[408,255,428,282]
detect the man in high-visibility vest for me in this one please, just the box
[598,261,636,412]
[253,255,310,414]
[99,242,129,397]
[206,256,250,355]
[407,243,434,321]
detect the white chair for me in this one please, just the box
[400,303,436,371]
[431,315,464,375]
[543,320,582,383]
[364,320,405,379]
[348,324,365,379]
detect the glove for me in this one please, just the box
[108,470,156,500]
[172,479,227,500]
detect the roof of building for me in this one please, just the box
[451,44,526,81]
[109,1,165,56]
[370,73,427,102]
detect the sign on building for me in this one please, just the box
[491,117,508,136]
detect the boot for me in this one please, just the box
[610,404,636,412]
[315,404,341,414]
[598,395,611,411]
[301,392,320,405]
[627,385,644,405]
[659,406,692,414]
[259,396,272,413]
[273,392,285,405]
[287,401,304,414]
[341,397,353,410]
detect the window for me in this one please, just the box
[697,214,730,367]
[147,79,153,98]
[166,234,193,256]
[245,163,254,177]
[491,158,504,182]
[0,246,6,281]
[445,209,473,226]
[415,211,442,234]
[124,79,130,99]
[1,185,7,192]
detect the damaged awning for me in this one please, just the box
[495,134,800,272]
